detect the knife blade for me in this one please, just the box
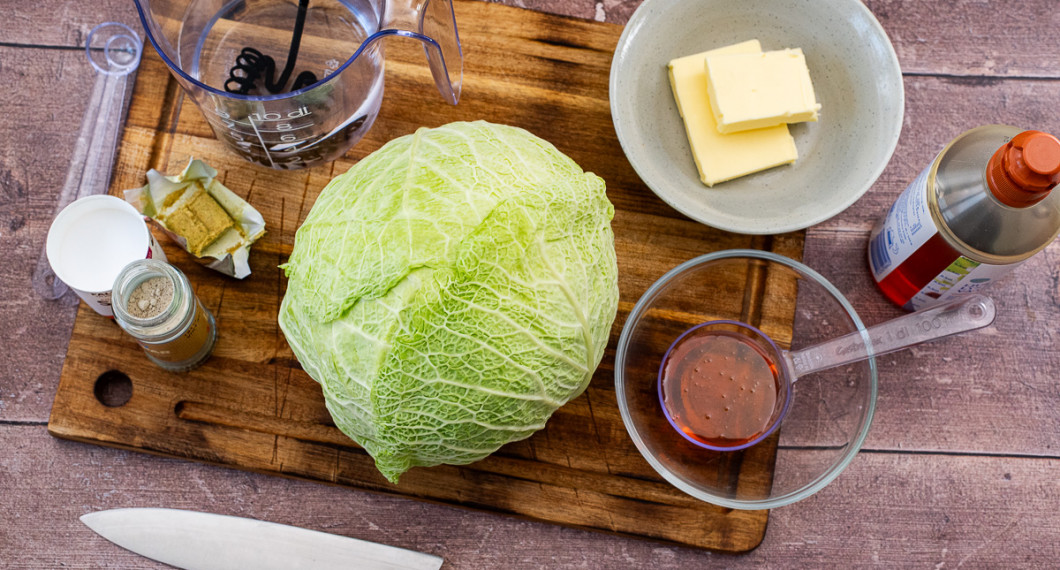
[80,507,443,570]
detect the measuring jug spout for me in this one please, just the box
[373,0,463,104]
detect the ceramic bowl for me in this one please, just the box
[614,250,878,509]
[610,0,904,234]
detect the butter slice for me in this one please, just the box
[705,48,821,134]
[667,41,797,186]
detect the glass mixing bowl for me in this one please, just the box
[614,249,877,509]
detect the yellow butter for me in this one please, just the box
[667,41,797,187]
[705,48,821,134]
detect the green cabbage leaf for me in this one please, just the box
[279,121,618,483]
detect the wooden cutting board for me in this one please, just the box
[49,0,804,552]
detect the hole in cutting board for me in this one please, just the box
[94,370,133,407]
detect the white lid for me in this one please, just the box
[45,195,152,293]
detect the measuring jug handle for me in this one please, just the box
[785,294,997,379]
[378,0,463,104]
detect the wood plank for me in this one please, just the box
[5,427,1059,567]
[764,449,1060,567]
[865,0,1060,78]
[0,46,98,421]
[801,228,1060,456]
[44,0,810,552]
[12,0,1060,84]
[3,1,136,47]
[6,0,1060,567]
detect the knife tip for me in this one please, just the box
[80,511,100,528]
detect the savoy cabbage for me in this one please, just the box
[279,121,618,483]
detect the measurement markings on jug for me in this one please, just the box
[209,106,317,144]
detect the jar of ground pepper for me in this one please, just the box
[112,259,217,372]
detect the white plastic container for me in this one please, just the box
[46,195,166,316]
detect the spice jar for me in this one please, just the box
[112,259,217,372]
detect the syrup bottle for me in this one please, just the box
[868,126,1060,310]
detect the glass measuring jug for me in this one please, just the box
[659,293,996,451]
[133,0,462,169]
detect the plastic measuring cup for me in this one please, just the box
[33,22,142,301]
[658,293,997,451]
[133,0,463,170]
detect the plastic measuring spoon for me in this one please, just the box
[33,22,142,301]
[658,294,997,452]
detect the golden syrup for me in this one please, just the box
[660,330,780,448]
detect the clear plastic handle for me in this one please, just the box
[32,23,142,300]
[378,0,463,104]
[785,294,997,381]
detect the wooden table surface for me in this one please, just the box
[3,0,1059,567]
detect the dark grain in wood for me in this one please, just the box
[6,0,1060,567]
[45,0,809,553]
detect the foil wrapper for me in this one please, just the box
[125,158,266,279]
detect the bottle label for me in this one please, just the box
[869,162,1021,310]
[868,164,936,281]
[903,256,1015,310]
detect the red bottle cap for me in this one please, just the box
[986,130,1060,207]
